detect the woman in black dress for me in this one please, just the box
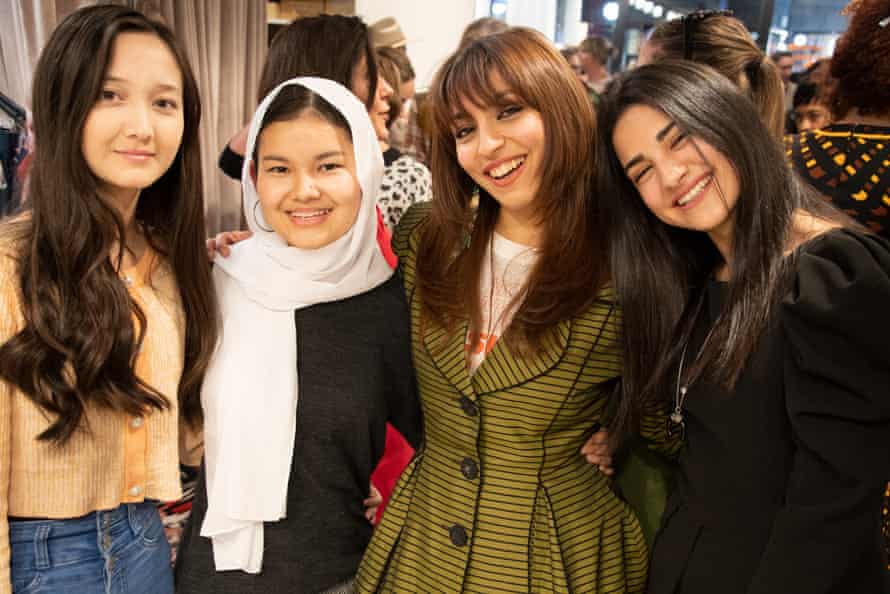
[597,60,890,594]
[174,78,421,593]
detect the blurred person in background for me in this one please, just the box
[578,36,615,94]
[458,16,509,49]
[637,10,786,138]
[789,81,833,133]
[771,50,797,114]
[786,0,890,241]
[374,49,432,234]
[561,46,599,106]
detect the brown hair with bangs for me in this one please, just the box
[417,27,607,353]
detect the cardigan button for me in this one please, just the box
[459,396,478,417]
[449,524,468,547]
[460,457,478,480]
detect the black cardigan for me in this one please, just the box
[175,274,422,593]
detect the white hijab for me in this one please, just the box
[200,77,393,573]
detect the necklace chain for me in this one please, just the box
[670,289,709,433]
[672,344,690,427]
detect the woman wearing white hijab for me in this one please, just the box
[175,77,422,594]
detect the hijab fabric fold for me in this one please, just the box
[199,77,393,573]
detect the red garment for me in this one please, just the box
[375,206,397,268]
[370,424,415,523]
[370,210,413,521]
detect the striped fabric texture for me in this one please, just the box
[356,204,649,593]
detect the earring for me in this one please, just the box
[252,201,274,233]
[464,185,480,250]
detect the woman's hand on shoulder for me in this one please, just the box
[206,230,253,261]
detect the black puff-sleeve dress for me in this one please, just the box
[648,229,890,594]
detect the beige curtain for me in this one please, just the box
[0,0,266,234]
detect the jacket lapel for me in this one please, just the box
[471,317,572,395]
[421,316,476,400]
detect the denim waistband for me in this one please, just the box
[9,501,173,594]
[8,503,153,544]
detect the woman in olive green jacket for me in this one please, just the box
[356,28,676,594]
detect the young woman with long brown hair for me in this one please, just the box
[355,28,664,593]
[0,6,217,593]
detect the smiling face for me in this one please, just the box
[254,112,362,249]
[612,104,739,240]
[81,32,184,207]
[451,75,546,228]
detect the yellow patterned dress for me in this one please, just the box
[785,123,890,239]
[356,204,670,593]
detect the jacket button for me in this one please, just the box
[459,396,478,417]
[460,457,478,480]
[449,524,468,547]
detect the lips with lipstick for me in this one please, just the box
[674,174,712,208]
[484,156,527,186]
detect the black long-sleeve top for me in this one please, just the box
[175,274,422,593]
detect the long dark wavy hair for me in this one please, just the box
[596,61,848,441]
[418,28,608,353]
[0,5,218,443]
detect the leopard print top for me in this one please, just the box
[378,155,432,231]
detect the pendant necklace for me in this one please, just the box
[670,290,708,432]
[671,343,690,426]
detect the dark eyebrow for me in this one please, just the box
[261,151,344,163]
[493,91,518,102]
[104,75,181,93]
[622,121,677,173]
[655,121,676,143]
[623,155,644,173]
[316,150,345,160]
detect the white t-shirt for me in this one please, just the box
[466,232,539,375]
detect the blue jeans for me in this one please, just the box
[9,502,174,594]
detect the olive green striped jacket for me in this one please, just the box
[356,204,652,593]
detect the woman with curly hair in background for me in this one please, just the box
[785,0,890,240]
